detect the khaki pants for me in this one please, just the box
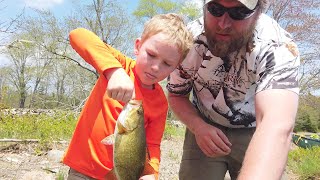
[67,168,117,180]
[179,123,256,180]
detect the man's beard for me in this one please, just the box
[204,20,257,57]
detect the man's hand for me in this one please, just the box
[104,68,135,103]
[194,121,232,157]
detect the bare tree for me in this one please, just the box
[268,0,320,95]
[69,0,138,54]
[18,0,138,78]
[0,66,10,107]
[28,47,54,108]
[0,68,3,103]
[5,39,34,108]
[0,0,24,43]
[0,0,141,109]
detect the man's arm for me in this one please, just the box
[168,92,232,157]
[238,89,299,180]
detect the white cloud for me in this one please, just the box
[23,0,64,10]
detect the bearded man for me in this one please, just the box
[167,0,300,179]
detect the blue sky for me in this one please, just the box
[2,0,139,21]
[0,0,140,66]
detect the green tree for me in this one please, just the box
[133,0,201,22]
[295,111,317,133]
[295,94,320,132]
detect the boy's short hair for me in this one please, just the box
[140,13,193,62]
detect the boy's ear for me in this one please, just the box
[134,38,141,55]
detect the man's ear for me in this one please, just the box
[134,38,141,55]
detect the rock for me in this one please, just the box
[3,154,23,164]
[47,149,64,163]
[21,171,55,180]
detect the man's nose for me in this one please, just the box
[217,13,232,30]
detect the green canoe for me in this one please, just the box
[292,133,320,149]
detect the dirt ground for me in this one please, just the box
[0,136,299,180]
[0,137,187,180]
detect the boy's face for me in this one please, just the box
[134,33,182,89]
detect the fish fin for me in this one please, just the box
[101,134,115,145]
[117,121,127,134]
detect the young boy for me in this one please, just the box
[63,13,193,180]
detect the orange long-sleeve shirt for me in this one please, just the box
[63,28,168,179]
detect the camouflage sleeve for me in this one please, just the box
[166,64,194,96]
[187,17,204,38]
[167,35,206,95]
[255,40,300,94]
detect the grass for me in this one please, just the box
[0,111,77,151]
[288,146,320,179]
[0,111,186,143]
[1,112,319,179]
[56,171,66,180]
[163,122,186,139]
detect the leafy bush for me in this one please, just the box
[295,104,319,133]
[288,146,320,179]
[0,111,77,142]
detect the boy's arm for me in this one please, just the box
[103,68,135,102]
[69,28,126,75]
[69,28,135,102]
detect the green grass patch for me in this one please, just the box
[0,111,77,143]
[288,146,320,179]
[163,123,185,139]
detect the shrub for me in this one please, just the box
[288,146,320,179]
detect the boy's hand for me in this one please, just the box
[104,68,135,103]
[139,174,156,180]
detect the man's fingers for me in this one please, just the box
[200,142,226,157]
[217,130,232,147]
[199,143,211,157]
[199,141,211,156]
[207,130,231,155]
[214,137,231,153]
[199,138,226,157]
[208,142,229,156]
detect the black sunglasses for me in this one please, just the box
[206,1,257,21]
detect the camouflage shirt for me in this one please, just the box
[167,14,300,128]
